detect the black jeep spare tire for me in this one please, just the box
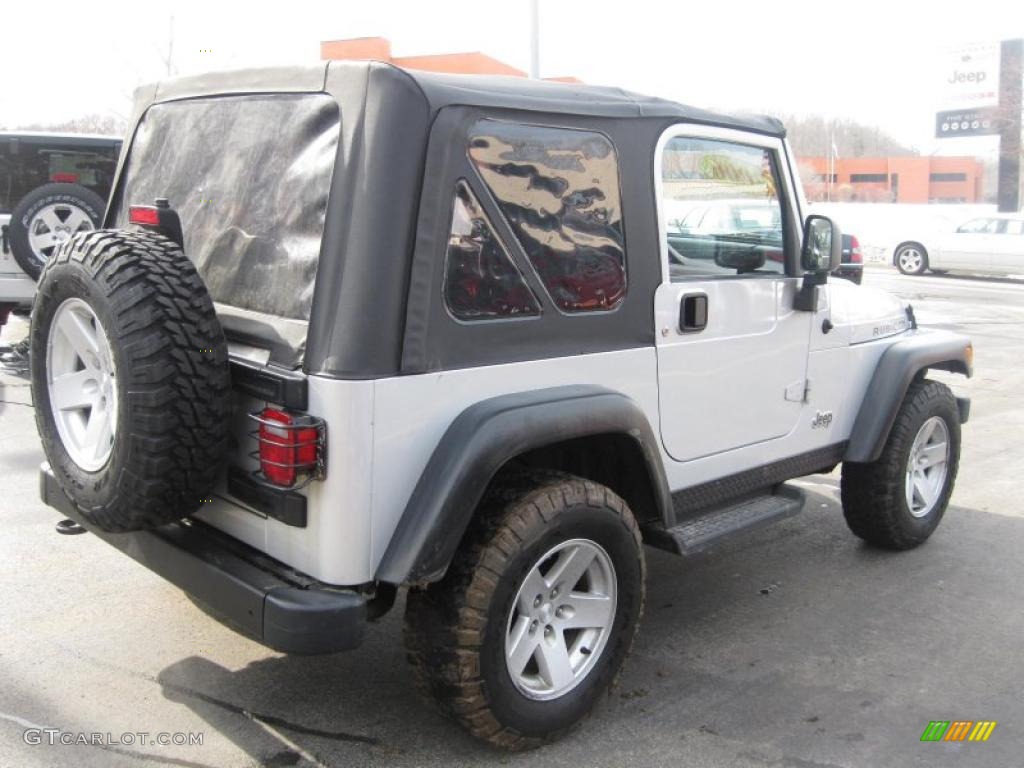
[9,183,106,281]
[30,229,231,532]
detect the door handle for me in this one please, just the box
[679,293,708,333]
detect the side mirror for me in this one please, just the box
[714,244,766,273]
[801,215,842,273]
[795,215,842,312]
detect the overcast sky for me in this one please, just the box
[2,0,1022,157]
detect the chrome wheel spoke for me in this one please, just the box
[545,545,595,592]
[913,472,935,510]
[918,441,947,469]
[506,615,539,675]
[64,208,92,232]
[50,370,96,411]
[57,309,100,361]
[560,593,614,630]
[536,631,574,691]
[36,209,62,231]
[28,230,58,252]
[516,567,548,615]
[83,407,113,460]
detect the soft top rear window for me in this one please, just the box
[114,93,340,321]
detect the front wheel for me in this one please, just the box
[841,380,961,549]
[895,243,929,275]
[404,471,645,750]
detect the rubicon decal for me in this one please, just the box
[920,721,997,742]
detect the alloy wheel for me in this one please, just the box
[46,298,118,471]
[27,203,96,264]
[905,416,950,518]
[505,538,617,701]
[898,247,924,274]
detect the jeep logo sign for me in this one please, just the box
[947,70,987,84]
[938,43,999,111]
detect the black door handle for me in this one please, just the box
[680,293,708,333]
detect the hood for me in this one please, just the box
[829,279,911,344]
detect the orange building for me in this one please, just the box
[320,37,580,82]
[800,156,984,204]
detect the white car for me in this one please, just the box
[894,213,1024,276]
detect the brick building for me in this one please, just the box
[320,37,579,82]
[800,156,985,203]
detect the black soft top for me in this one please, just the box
[116,62,790,377]
[399,68,785,136]
[142,61,785,137]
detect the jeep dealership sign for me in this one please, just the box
[935,42,1002,138]
[940,42,1000,110]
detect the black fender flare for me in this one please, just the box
[374,385,671,585]
[845,331,972,464]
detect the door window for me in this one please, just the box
[956,218,1002,234]
[1003,220,1023,236]
[662,137,787,280]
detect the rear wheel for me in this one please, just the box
[895,242,928,276]
[8,183,106,281]
[404,471,645,749]
[841,380,960,549]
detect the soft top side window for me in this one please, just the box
[443,180,541,321]
[468,120,626,313]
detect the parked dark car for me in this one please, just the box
[1,132,121,283]
[834,233,863,284]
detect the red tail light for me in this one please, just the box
[849,235,863,264]
[129,205,161,226]
[51,172,80,183]
[253,408,325,487]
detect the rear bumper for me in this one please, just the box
[40,464,366,655]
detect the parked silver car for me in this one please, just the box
[894,213,1024,276]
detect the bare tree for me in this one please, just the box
[154,14,176,78]
[12,114,127,136]
[776,114,919,158]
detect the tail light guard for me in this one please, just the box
[247,407,328,489]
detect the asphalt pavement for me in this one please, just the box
[1,267,1022,768]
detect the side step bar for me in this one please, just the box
[645,484,805,555]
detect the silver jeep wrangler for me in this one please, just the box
[32,62,972,749]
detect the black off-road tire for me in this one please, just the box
[841,380,961,549]
[9,183,106,281]
[30,230,230,532]
[404,470,645,750]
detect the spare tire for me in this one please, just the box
[30,229,231,532]
[8,183,106,281]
